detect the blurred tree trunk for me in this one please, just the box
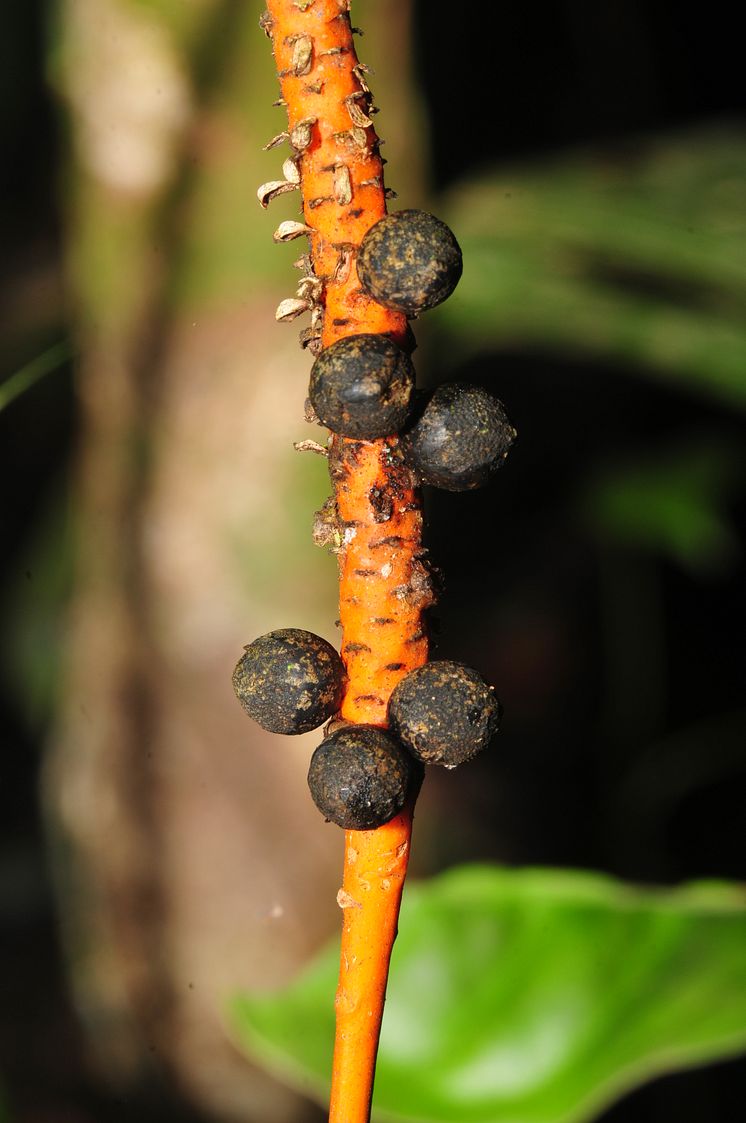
[45,0,426,1118]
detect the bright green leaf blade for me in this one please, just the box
[231,865,746,1123]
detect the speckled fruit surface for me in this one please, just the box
[357,210,463,316]
[404,383,515,491]
[307,725,415,829]
[309,333,415,439]
[232,628,346,735]
[388,660,501,767]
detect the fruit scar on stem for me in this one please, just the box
[263,3,434,1121]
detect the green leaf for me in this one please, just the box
[438,128,746,409]
[231,865,746,1123]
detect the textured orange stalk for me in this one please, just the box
[264,0,407,349]
[331,436,430,726]
[327,434,431,1121]
[264,3,432,1121]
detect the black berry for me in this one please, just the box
[307,725,416,829]
[232,628,345,735]
[403,383,515,491]
[357,210,463,316]
[388,660,501,767]
[309,334,415,439]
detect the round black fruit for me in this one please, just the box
[388,660,501,767]
[307,725,415,829]
[403,383,515,491]
[309,333,415,439]
[357,210,462,316]
[232,628,345,735]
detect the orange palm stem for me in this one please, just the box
[263,4,432,1119]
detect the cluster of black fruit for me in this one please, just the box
[233,209,513,830]
[233,628,501,829]
[310,210,516,490]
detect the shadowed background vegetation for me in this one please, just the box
[0,1,744,1121]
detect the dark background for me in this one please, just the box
[1,0,744,1120]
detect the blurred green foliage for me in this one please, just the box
[431,128,746,583]
[437,129,746,410]
[0,341,71,414]
[0,486,74,732]
[233,865,746,1123]
[581,437,741,575]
